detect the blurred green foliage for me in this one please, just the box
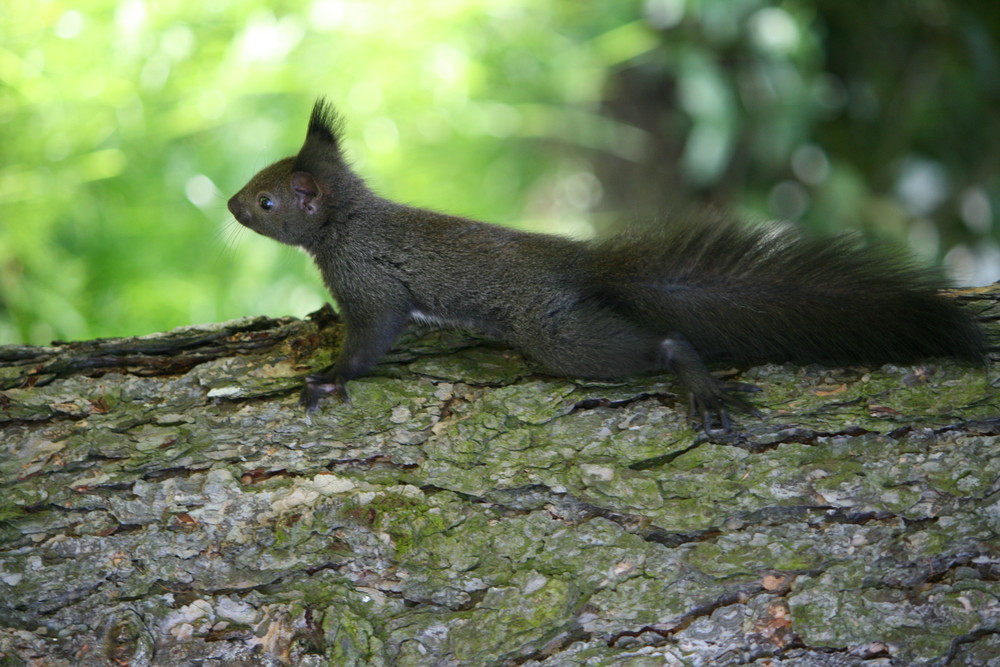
[1,0,997,345]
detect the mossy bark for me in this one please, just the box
[1,287,998,666]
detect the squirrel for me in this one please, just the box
[227,98,987,430]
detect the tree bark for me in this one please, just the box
[1,287,998,666]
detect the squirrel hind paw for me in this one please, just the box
[299,374,351,411]
[686,383,762,434]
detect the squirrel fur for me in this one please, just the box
[227,99,987,429]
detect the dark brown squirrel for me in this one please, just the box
[227,98,987,430]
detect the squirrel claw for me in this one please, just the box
[299,374,350,411]
[687,384,761,434]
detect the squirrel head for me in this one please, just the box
[227,98,363,248]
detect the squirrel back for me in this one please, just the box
[228,98,988,428]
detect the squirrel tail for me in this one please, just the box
[593,218,988,365]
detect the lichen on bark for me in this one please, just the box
[1,288,998,666]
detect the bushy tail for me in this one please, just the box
[593,218,987,365]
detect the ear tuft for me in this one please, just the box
[308,98,344,146]
[294,98,349,185]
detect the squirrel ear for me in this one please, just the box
[291,172,322,214]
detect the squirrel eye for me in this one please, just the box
[258,196,274,210]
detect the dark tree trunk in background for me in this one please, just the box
[592,2,1000,252]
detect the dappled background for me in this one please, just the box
[1,0,998,345]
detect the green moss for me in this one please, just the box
[407,345,531,385]
[448,573,578,663]
[688,528,827,578]
[322,604,386,666]
[339,487,449,558]
[577,467,665,512]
